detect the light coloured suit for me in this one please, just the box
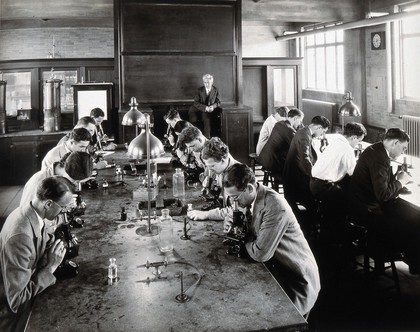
[20,168,54,206]
[0,204,56,332]
[41,142,71,173]
[246,183,320,316]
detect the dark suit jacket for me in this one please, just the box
[258,120,296,176]
[192,86,221,112]
[246,183,320,315]
[0,204,56,332]
[349,142,403,214]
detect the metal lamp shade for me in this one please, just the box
[122,96,144,126]
[127,127,164,159]
[338,91,361,117]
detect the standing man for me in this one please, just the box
[258,108,304,185]
[0,177,73,331]
[283,115,330,216]
[41,128,91,172]
[188,74,222,138]
[222,164,320,316]
[349,128,419,274]
[256,106,289,155]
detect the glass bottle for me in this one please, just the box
[173,168,185,198]
[120,207,127,221]
[159,209,173,252]
[108,258,118,280]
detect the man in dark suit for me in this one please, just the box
[283,115,330,216]
[258,108,304,186]
[222,164,320,316]
[0,177,72,331]
[188,74,222,138]
[348,128,419,273]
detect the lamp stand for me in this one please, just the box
[137,118,158,236]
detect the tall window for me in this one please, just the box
[399,14,420,100]
[302,30,344,92]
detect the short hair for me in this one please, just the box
[343,122,367,138]
[71,128,92,142]
[174,120,191,135]
[164,108,180,121]
[36,176,72,202]
[222,164,256,191]
[384,128,410,142]
[77,116,96,126]
[311,115,330,129]
[90,107,105,118]
[65,152,93,180]
[202,137,229,162]
[287,108,304,119]
[179,126,202,145]
[274,106,289,117]
[202,74,213,81]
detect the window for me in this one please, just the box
[3,71,31,117]
[397,12,420,100]
[301,30,344,92]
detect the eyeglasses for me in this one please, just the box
[229,188,247,202]
[51,200,68,214]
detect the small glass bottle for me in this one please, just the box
[108,258,118,280]
[159,209,173,252]
[173,168,185,198]
[120,207,127,221]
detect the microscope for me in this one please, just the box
[200,172,222,211]
[53,194,85,279]
[224,200,247,257]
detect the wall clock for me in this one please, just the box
[371,31,386,50]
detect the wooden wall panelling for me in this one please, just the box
[243,66,266,123]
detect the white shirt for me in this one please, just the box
[256,115,278,155]
[311,134,356,182]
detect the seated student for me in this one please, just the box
[258,108,304,187]
[349,128,419,274]
[222,164,320,316]
[57,116,96,145]
[21,151,93,205]
[310,122,366,208]
[256,106,289,155]
[90,108,116,151]
[42,128,91,173]
[187,137,239,221]
[283,116,330,217]
[163,108,182,149]
[178,126,208,170]
[0,177,73,331]
[188,74,222,138]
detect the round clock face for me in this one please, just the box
[373,34,381,48]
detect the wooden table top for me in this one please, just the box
[28,151,307,331]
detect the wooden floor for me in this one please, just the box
[1,173,420,331]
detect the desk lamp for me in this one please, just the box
[338,91,361,131]
[122,97,143,142]
[127,113,164,236]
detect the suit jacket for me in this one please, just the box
[349,142,403,214]
[246,184,320,315]
[192,86,221,112]
[41,142,70,173]
[283,126,317,188]
[0,204,56,332]
[258,120,296,176]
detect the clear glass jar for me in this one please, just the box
[173,168,185,198]
[159,209,173,252]
[108,258,118,280]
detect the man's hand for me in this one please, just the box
[45,239,66,273]
[168,134,175,146]
[187,209,209,221]
[208,106,214,113]
[95,160,108,169]
[223,218,232,233]
[396,171,411,186]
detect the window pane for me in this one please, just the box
[315,33,325,45]
[4,72,31,117]
[402,36,420,99]
[273,68,296,106]
[325,31,335,43]
[306,35,315,46]
[336,30,344,43]
[337,45,344,92]
[316,47,326,89]
[307,48,316,88]
[325,46,336,90]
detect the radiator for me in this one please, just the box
[301,99,338,126]
[402,115,420,157]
